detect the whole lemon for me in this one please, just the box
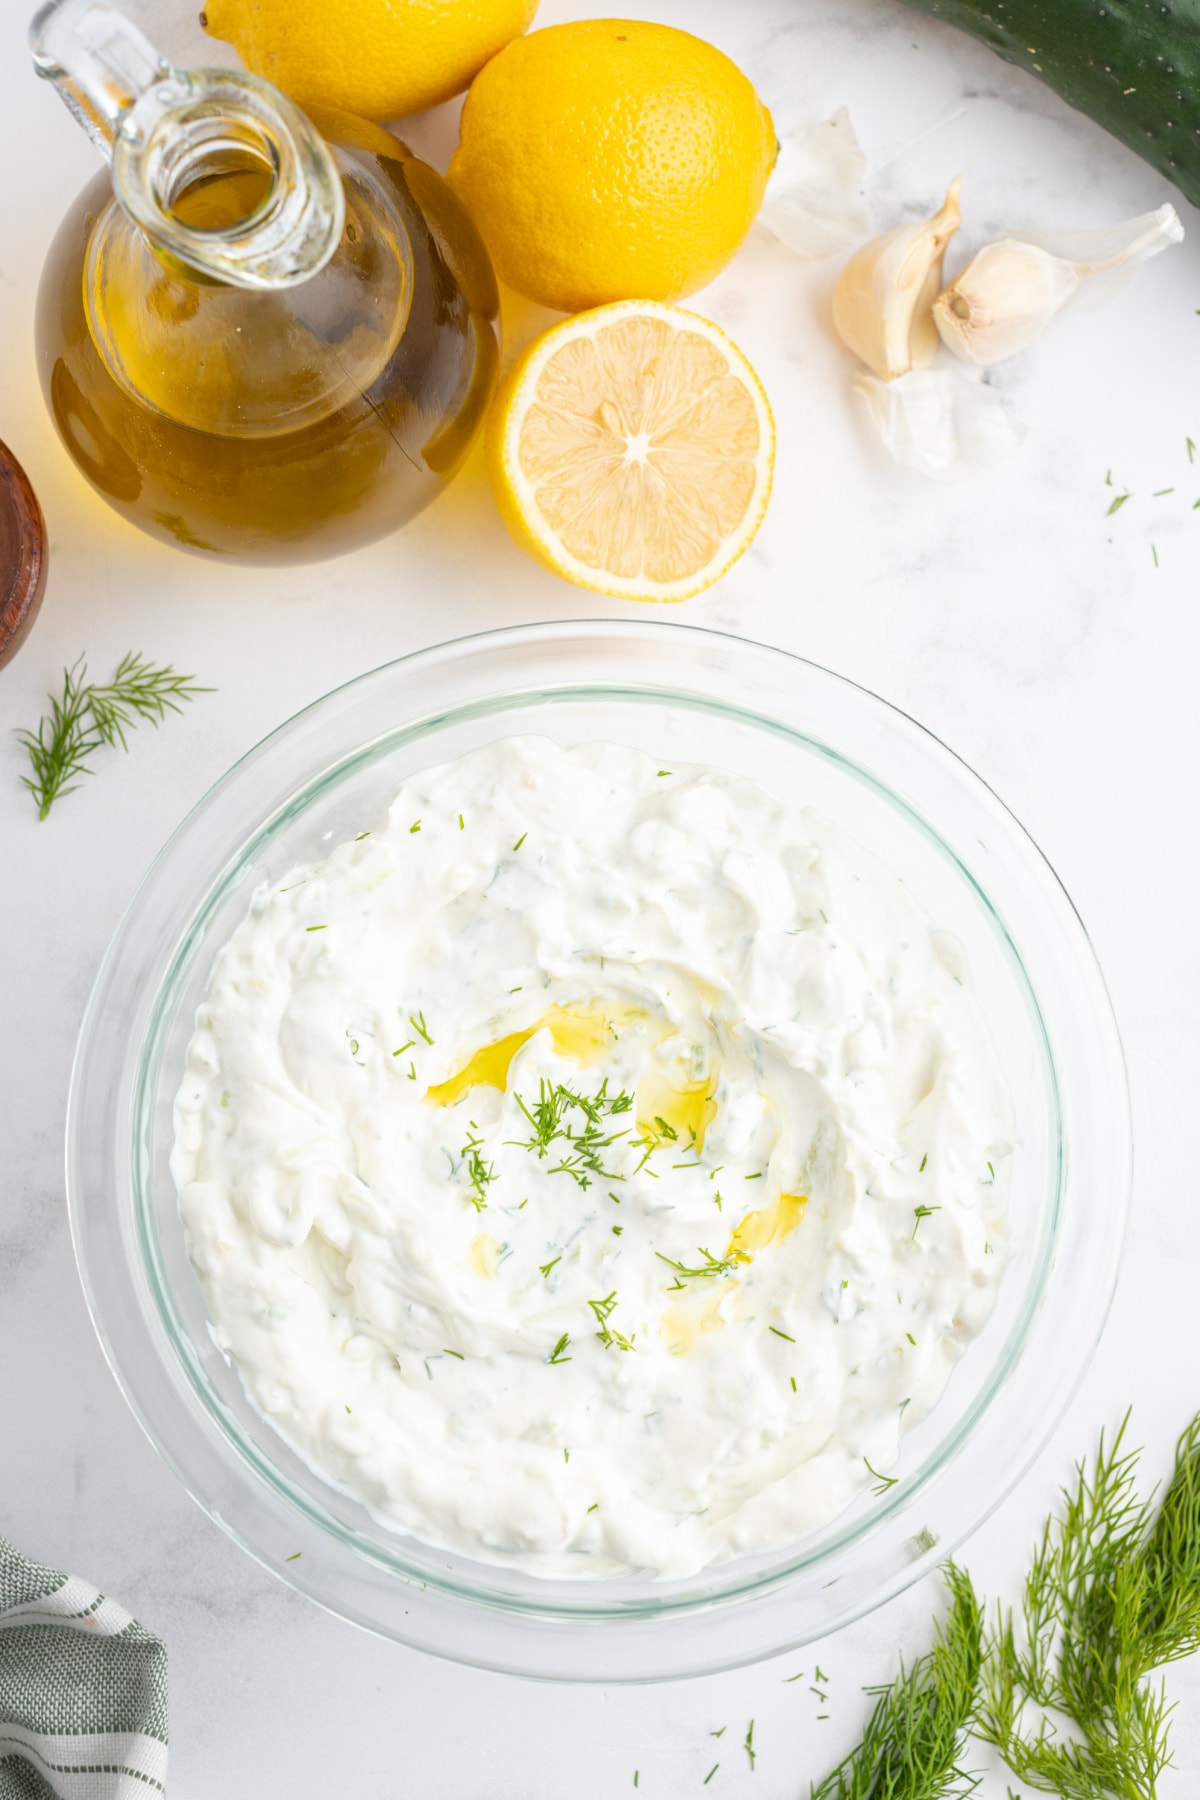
[447,20,777,313]
[200,0,540,124]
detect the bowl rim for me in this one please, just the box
[66,619,1132,1680]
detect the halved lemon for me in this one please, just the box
[487,300,775,603]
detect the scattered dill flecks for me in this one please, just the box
[1106,492,1131,516]
[1152,544,1159,567]
[711,1726,726,1738]
[458,813,465,830]
[790,1376,797,1392]
[906,1333,917,1347]
[17,652,211,820]
[704,1766,718,1785]
[653,1115,679,1142]
[769,1326,796,1343]
[539,1256,562,1279]
[409,1010,433,1044]
[587,1502,599,1514]
[612,1225,623,1236]
[409,819,422,833]
[744,1719,756,1771]
[815,1666,829,1683]
[911,1204,941,1241]
[919,1153,928,1173]
[354,831,371,841]
[305,924,327,933]
[513,831,527,851]
[810,1564,982,1800]
[784,1671,805,1682]
[1188,437,1196,464]
[285,1551,302,1561]
[657,769,671,776]
[865,1456,899,1496]
[1152,487,1174,497]
[563,1448,569,1463]
[392,1040,415,1058]
[547,1332,572,1364]
[443,1347,464,1360]
[744,1171,763,1179]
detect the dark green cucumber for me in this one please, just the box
[896,0,1200,207]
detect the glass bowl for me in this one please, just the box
[67,620,1131,1681]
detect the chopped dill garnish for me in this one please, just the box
[1152,544,1159,567]
[539,1256,562,1278]
[460,1130,494,1210]
[589,1290,636,1351]
[513,831,527,851]
[458,813,465,829]
[769,1325,796,1343]
[906,1332,917,1347]
[710,1726,726,1738]
[305,924,327,932]
[656,1246,742,1280]
[784,1671,804,1682]
[1153,487,1174,497]
[911,1203,941,1240]
[354,831,371,841]
[744,1719,756,1771]
[744,1171,763,1179]
[865,1456,899,1496]
[443,1347,464,1360]
[409,1010,433,1044]
[1188,436,1196,463]
[392,1040,415,1057]
[406,1061,417,1081]
[509,1078,632,1189]
[653,1115,679,1141]
[919,1153,928,1173]
[790,1376,797,1392]
[1106,492,1131,516]
[547,1332,572,1364]
[815,1666,828,1683]
[285,1551,302,1562]
[657,769,671,776]
[704,1766,718,1785]
[563,1448,569,1463]
[409,819,421,833]
[587,1502,599,1513]
[17,652,211,820]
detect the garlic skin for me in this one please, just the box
[934,204,1184,367]
[832,179,962,380]
[758,109,871,259]
[854,369,1027,481]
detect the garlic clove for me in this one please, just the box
[854,368,1027,481]
[832,178,962,380]
[934,241,1079,365]
[758,109,871,259]
[934,203,1184,367]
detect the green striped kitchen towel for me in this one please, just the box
[0,1536,167,1800]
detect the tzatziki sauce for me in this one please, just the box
[172,737,1012,1578]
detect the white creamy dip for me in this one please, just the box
[172,737,1012,1578]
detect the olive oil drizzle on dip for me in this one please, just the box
[172,738,1012,1578]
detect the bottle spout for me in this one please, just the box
[29,0,345,290]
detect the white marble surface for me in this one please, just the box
[3,0,1200,1791]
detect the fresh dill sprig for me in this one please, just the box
[810,1565,983,1800]
[974,1409,1200,1800]
[810,1409,1200,1800]
[911,1204,941,1241]
[864,1456,899,1497]
[17,653,210,819]
[547,1332,572,1365]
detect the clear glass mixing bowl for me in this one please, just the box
[66,621,1131,1680]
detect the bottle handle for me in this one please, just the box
[30,0,170,163]
[29,0,345,290]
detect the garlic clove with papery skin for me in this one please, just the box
[933,241,1079,364]
[934,204,1184,366]
[832,179,962,380]
[854,368,1027,481]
